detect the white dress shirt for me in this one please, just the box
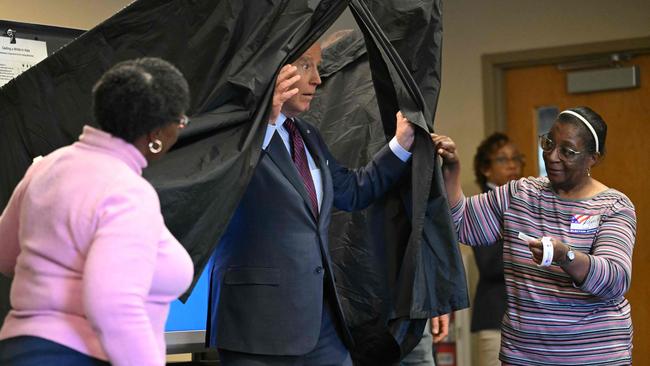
[263,113,412,213]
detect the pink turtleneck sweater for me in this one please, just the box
[0,126,194,366]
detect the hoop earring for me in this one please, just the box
[148,139,163,154]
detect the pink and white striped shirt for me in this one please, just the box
[0,126,193,366]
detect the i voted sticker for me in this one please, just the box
[570,214,600,233]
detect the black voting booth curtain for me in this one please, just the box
[303,1,468,361]
[0,0,468,362]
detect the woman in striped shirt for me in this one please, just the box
[432,107,636,365]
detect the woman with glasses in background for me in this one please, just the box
[0,58,193,366]
[432,107,636,365]
[470,133,523,366]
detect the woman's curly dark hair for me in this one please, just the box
[473,132,511,192]
[92,57,190,143]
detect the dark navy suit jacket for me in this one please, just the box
[207,117,408,355]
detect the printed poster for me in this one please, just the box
[0,36,48,87]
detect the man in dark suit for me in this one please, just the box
[208,42,415,365]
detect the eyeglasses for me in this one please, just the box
[539,134,583,162]
[492,155,525,166]
[178,116,190,128]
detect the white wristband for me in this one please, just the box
[540,237,554,267]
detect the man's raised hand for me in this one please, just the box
[269,65,301,124]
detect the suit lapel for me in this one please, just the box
[265,131,316,220]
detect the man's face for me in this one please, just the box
[281,44,322,117]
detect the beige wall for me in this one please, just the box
[0,0,132,30]
[440,0,650,194]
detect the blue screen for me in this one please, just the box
[164,258,211,331]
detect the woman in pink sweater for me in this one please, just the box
[0,58,194,366]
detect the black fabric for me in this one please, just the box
[0,0,468,362]
[304,1,468,362]
[471,241,507,332]
[0,0,347,333]
[470,187,507,332]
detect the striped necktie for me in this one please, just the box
[284,118,319,218]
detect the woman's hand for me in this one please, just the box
[430,133,463,204]
[526,236,590,284]
[431,133,459,166]
[527,237,569,265]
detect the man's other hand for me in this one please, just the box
[395,111,415,151]
[431,313,450,343]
